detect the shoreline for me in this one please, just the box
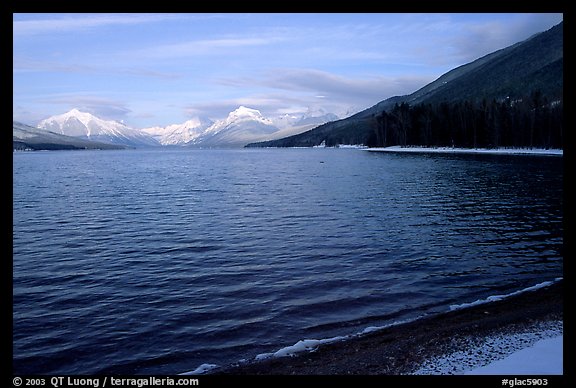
[365,146,563,156]
[209,279,563,375]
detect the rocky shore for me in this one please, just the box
[210,280,563,376]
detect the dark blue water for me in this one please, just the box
[12,148,563,374]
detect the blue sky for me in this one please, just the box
[13,13,563,128]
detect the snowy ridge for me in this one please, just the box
[38,109,159,147]
[184,106,280,147]
[141,117,213,145]
[270,108,338,129]
[181,278,562,375]
[39,109,127,137]
[271,113,300,128]
[224,106,273,125]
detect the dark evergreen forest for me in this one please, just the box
[368,91,563,149]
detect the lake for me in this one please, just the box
[12,148,563,374]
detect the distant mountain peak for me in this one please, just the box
[13,121,125,151]
[233,106,260,115]
[52,108,127,129]
[179,117,207,128]
[38,109,159,147]
[226,106,270,124]
[141,116,214,146]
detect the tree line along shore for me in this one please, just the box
[369,93,562,150]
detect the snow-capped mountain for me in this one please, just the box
[269,109,338,129]
[143,106,340,147]
[271,113,301,129]
[35,106,340,148]
[194,106,279,147]
[37,109,159,147]
[141,117,214,146]
[141,106,280,147]
[13,121,125,150]
[293,109,339,127]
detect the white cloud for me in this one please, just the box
[184,95,306,120]
[180,68,435,121]
[220,68,433,105]
[35,94,132,121]
[13,57,181,80]
[13,14,178,36]
[127,36,285,60]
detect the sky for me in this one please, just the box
[13,13,563,128]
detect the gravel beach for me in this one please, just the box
[209,280,563,376]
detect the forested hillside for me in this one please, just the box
[247,22,563,149]
[369,92,562,149]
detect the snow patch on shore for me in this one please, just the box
[464,336,562,375]
[366,146,563,156]
[412,320,563,375]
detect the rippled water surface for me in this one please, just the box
[13,148,563,374]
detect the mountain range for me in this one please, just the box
[140,106,335,147]
[25,106,340,149]
[247,21,563,148]
[13,121,125,151]
[36,109,160,148]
